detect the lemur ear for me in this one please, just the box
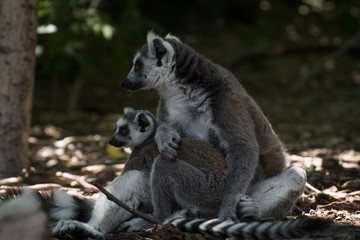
[153,38,167,61]
[124,107,134,114]
[147,31,175,67]
[147,31,159,55]
[134,112,150,132]
[165,33,181,42]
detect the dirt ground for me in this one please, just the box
[1,129,360,239]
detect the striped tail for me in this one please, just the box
[166,216,331,239]
[1,188,94,222]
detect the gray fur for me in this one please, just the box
[52,108,228,237]
[0,188,94,223]
[115,108,228,224]
[122,32,307,220]
[52,170,152,238]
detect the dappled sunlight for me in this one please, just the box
[287,148,360,226]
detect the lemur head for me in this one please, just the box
[122,31,180,91]
[109,108,157,149]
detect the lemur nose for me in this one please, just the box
[109,138,116,146]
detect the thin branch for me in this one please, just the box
[293,204,305,213]
[305,182,322,194]
[0,176,23,185]
[81,164,125,175]
[0,183,62,192]
[93,181,161,225]
[55,172,99,192]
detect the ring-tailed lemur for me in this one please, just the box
[122,31,307,221]
[51,107,228,238]
[110,108,228,226]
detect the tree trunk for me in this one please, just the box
[0,0,38,178]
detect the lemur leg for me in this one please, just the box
[151,156,222,222]
[246,167,307,219]
[52,170,151,237]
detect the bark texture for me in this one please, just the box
[0,0,38,178]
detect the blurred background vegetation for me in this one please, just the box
[33,0,360,152]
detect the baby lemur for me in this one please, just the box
[109,107,228,223]
[51,107,227,238]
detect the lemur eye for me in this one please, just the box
[135,63,140,71]
[120,128,127,136]
[134,59,142,72]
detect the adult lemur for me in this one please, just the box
[121,31,307,221]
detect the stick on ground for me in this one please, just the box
[56,172,99,192]
[92,181,161,225]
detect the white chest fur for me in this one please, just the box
[161,85,214,141]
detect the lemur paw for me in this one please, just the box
[218,196,242,221]
[122,217,155,232]
[155,124,182,161]
[52,220,104,239]
[219,194,261,221]
[235,194,261,220]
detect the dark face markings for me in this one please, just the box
[120,128,127,136]
[118,126,129,137]
[134,59,143,72]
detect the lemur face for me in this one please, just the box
[122,32,178,91]
[109,108,155,149]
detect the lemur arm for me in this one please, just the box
[154,99,182,160]
[224,139,259,193]
[218,138,260,220]
[216,106,261,220]
[154,122,182,161]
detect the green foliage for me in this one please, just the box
[71,8,115,40]
[35,0,164,113]
[34,0,360,123]
[38,0,51,18]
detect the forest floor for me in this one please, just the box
[1,127,360,239]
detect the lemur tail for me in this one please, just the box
[166,216,331,239]
[1,188,94,222]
